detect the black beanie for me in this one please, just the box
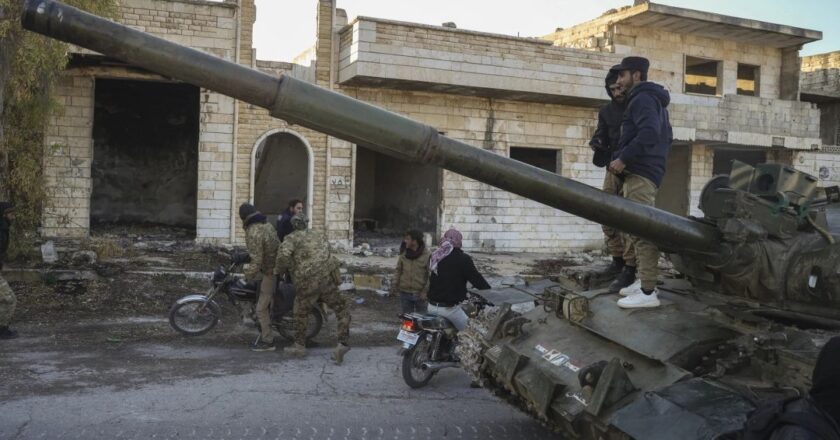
[238,203,257,221]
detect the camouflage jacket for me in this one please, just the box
[244,221,279,279]
[274,229,340,289]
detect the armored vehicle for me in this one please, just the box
[20,1,840,438]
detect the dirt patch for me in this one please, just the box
[12,273,208,323]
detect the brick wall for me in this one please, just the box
[341,87,604,252]
[233,61,330,244]
[338,18,620,104]
[553,22,784,100]
[42,75,95,238]
[43,0,240,241]
[794,151,840,188]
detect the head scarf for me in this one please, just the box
[810,336,840,424]
[430,228,462,275]
[291,213,309,231]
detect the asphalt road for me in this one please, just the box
[0,319,555,439]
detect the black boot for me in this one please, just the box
[0,326,18,340]
[608,266,636,293]
[600,256,625,276]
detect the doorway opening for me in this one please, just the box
[252,131,312,224]
[91,79,199,238]
[353,147,441,249]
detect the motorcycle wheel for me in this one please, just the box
[401,338,436,389]
[274,307,323,342]
[168,298,221,336]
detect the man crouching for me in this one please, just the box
[274,214,351,364]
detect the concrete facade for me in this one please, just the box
[42,0,838,252]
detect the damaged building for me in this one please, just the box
[42,0,840,252]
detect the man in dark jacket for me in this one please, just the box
[607,56,673,308]
[276,199,304,242]
[736,337,840,440]
[0,202,18,339]
[590,65,629,276]
[427,229,491,331]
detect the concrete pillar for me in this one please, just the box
[779,46,801,101]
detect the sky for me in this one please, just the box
[251,0,839,62]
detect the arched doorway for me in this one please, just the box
[250,130,313,223]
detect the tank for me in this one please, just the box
[20,2,840,438]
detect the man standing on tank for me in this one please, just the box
[590,65,629,277]
[607,56,672,309]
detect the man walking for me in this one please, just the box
[590,65,629,277]
[239,203,280,351]
[0,202,18,339]
[274,214,351,364]
[608,56,672,309]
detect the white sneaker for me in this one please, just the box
[619,279,642,296]
[617,290,661,309]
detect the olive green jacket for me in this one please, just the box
[393,248,431,296]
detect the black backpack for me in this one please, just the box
[730,396,840,440]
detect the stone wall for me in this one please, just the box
[339,18,821,150]
[794,150,840,188]
[552,22,784,100]
[339,87,604,252]
[233,61,329,244]
[43,0,241,241]
[339,18,620,105]
[43,75,95,238]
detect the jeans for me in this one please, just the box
[399,292,428,314]
[427,304,468,331]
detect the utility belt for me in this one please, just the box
[429,300,459,308]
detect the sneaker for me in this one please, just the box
[617,290,661,309]
[250,339,276,352]
[332,343,351,365]
[608,267,637,293]
[0,327,18,340]
[284,343,307,358]
[619,279,642,296]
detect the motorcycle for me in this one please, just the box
[397,292,491,388]
[168,254,326,341]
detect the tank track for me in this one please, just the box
[457,307,567,435]
[458,307,632,439]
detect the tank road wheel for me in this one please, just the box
[401,338,436,388]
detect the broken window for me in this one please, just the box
[510,147,562,174]
[712,148,767,176]
[91,79,199,234]
[737,64,760,97]
[685,56,722,96]
[353,146,440,245]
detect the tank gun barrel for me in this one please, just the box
[22,0,722,253]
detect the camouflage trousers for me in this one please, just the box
[602,171,631,262]
[622,173,660,291]
[293,280,350,346]
[0,275,16,327]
